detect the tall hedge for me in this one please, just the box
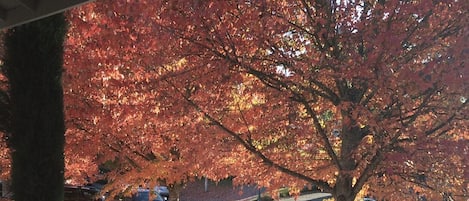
[3,13,66,201]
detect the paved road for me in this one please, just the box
[237,192,332,201]
[280,193,332,201]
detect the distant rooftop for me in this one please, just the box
[0,0,92,29]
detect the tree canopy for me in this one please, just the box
[3,0,467,201]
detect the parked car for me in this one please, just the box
[132,188,150,201]
[153,186,169,201]
[85,181,107,201]
[132,187,168,201]
[64,184,105,201]
[152,193,165,201]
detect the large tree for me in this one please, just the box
[3,14,67,201]
[63,1,468,201]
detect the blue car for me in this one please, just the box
[153,186,169,201]
[132,187,168,201]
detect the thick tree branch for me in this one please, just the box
[298,97,342,170]
[164,77,334,192]
[352,149,383,197]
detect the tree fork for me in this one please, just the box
[3,14,66,201]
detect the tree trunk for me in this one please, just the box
[3,14,66,201]
[168,182,183,201]
[333,102,367,201]
[334,174,354,201]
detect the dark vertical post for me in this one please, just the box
[3,13,66,201]
[257,188,261,201]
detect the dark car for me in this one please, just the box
[64,185,105,201]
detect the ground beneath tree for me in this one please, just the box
[179,179,262,201]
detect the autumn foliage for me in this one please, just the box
[1,0,467,201]
[62,0,469,200]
